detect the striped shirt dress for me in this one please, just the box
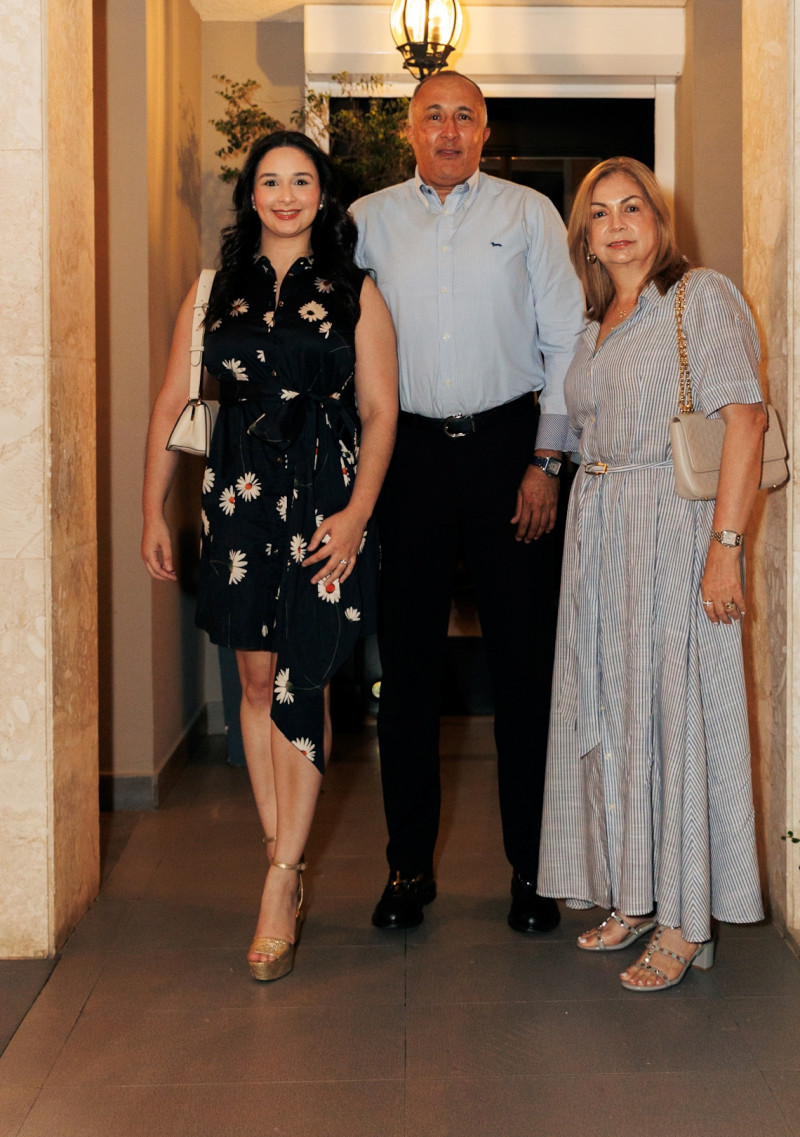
[537,269,765,943]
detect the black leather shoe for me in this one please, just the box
[372,871,436,929]
[507,872,560,934]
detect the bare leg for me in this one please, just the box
[237,651,278,859]
[248,723,324,964]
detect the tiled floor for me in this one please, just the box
[2,719,800,1136]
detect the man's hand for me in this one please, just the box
[510,455,561,542]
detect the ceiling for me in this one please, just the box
[189,0,684,23]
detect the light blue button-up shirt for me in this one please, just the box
[351,168,585,451]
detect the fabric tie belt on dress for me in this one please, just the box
[220,380,356,452]
[400,391,536,438]
[583,458,673,475]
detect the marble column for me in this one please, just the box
[0,0,98,957]
[742,0,798,936]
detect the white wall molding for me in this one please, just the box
[304,5,685,84]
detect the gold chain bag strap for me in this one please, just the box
[668,271,788,500]
[166,269,219,458]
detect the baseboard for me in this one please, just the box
[99,706,209,811]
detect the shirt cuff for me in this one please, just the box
[535,413,580,455]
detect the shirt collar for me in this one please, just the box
[414,166,481,213]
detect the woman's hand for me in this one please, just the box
[304,506,368,586]
[699,401,766,625]
[700,542,745,624]
[141,279,199,580]
[141,514,177,581]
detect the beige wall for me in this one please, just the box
[201,20,304,268]
[675,0,743,286]
[96,0,206,807]
[0,0,99,956]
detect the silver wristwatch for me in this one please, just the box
[710,529,742,548]
[531,456,562,478]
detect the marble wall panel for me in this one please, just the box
[53,712,98,941]
[0,151,45,359]
[0,0,43,151]
[0,559,47,765]
[49,357,97,559]
[47,0,94,172]
[48,0,95,364]
[51,541,98,742]
[48,154,96,364]
[0,760,50,958]
[742,0,792,931]
[0,355,46,560]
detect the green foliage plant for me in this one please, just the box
[210,72,413,201]
[293,72,413,202]
[211,75,285,183]
[782,827,800,870]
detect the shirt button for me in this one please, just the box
[278,300,284,307]
[445,380,452,387]
[442,333,450,341]
[271,370,277,377]
[441,287,447,294]
[441,245,448,252]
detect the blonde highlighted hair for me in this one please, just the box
[567,156,689,320]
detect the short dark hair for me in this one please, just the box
[568,156,688,320]
[408,70,488,128]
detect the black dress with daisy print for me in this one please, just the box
[196,255,376,773]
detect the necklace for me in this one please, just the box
[610,296,637,327]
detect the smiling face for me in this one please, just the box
[406,74,490,200]
[588,171,659,279]
[251,146,321,251]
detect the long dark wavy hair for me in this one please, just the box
[206,131,362,329]
[568,156,689,321]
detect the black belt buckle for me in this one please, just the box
[443,413,475,438]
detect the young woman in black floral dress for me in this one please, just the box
[142,132,398,981]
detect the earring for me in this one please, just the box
[318,201,324,212]
[251,197,256,209]
[587,252,598,264]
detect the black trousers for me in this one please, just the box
[376,396,559,882]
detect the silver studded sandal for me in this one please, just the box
[577,910,658,952]
[620,926,715,991]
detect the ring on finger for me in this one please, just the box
[339,559,350,566]
[702,600,713,608]
[724,601,736,611]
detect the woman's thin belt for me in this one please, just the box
[583,458,673,475]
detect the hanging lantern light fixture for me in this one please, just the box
[390,0,464,81]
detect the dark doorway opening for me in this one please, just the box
[482,97,656,219]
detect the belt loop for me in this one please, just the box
[584,462,608,475]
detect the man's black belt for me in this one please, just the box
[400,392,536,438]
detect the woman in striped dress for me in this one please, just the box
[537,157,767,991]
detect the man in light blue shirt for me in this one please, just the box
[351,71,584,933]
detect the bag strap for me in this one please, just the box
[674,269,694,414]
[189,269,217,401]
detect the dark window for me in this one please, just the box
[482,97,655,218]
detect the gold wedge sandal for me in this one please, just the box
[248,859,306,982]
